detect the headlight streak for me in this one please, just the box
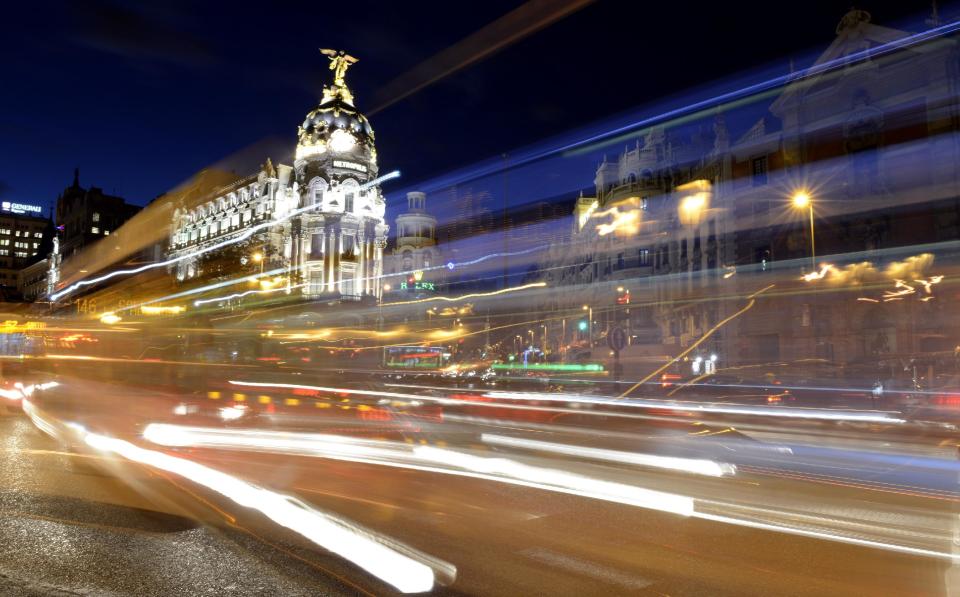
[480,434,736,477]
[691,511,958,562]
[381,282,547,307]
[227,380,907,424]
[0,381,59,402]
[482,391,906,424]
[139,423,960,562]
[142,424,694,517]
[19,403,447,593]
[194,283,308,307]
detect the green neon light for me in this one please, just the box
[491,363,604,372]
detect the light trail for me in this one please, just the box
[117,243,546,317]
[139,423,957,561]
[193,283,307,306]
[692,511,958,562]
[142,423,694,517]
[382,282,546,307]
[227,380,907,424]
[480,434,736,477]
[619,284,775,398]
[19,401,450,594]
[51,171,400,302]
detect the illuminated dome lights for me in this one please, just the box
[295,141,327,160]
[329,129,357,153]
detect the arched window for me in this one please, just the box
[310,178,328,206]
[341,179,360,213]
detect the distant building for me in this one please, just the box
[385,191,442,297]
[55,169,140,260]
[0,201,52,292]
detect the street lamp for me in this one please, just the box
[792,191,815,270]
[582,304,593,347]
[251,251,264,275]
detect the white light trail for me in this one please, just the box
[143,423,694,517]
[360,169,401,191]
[692,511,959,562]
[481,434,735,477]
[19,404,445,593]
[482,391,907,424]
[227,380,906,425]
[194,283,307,307]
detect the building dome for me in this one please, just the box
[295,50,377,165]
[298,97,376,152]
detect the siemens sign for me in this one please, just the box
[1,202,42,215]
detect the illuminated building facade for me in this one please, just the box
[539,8,960,373]
[389,192,439,269]
[167,50,388,301]
[0,204,53,293]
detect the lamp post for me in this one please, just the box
[251,251,264,276]
[582,304,593,347]
[792,192,815,270]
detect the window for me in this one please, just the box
[342,235,355,259]
[34,232,42,238]
[639,248,650,265]
[32,243,38,249]
[344,193,354,213]
[752,156,768,186]
[104,230,110,236]
[309,269,323,294]
[0,229,9,235]
[91,227,99,234]
[92,212,100,223]
[0,239,8,246]
[0,250,7,256]
[15,230,20,237]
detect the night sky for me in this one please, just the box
[0,1,940,215]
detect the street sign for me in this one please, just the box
[607,326,628,352]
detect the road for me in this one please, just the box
[1,368,958,595]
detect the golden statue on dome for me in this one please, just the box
[320,49,358,87]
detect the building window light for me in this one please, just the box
[92,212,100,223]
[91,227,99,234]
[105,230,110,235]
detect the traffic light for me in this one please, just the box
[578,320,588,331]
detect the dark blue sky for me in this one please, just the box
[0,0,935,217]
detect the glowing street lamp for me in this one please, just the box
[251,251,264,275]
[792,191,815,270]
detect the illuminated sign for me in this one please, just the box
[1,201,42,215]
[399,281,435,291]
[333,160,368,173]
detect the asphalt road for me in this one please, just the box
[2,370,959,596]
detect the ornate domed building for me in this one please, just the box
[167,50,389,302]
[293,50,388,298]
